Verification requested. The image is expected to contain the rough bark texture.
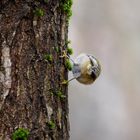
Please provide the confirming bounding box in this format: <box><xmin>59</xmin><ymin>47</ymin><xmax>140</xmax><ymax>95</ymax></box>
<box><xmin>0</xmin><ymin>0</ymin><xmax>69</xmax><ymax>139</ymax></box>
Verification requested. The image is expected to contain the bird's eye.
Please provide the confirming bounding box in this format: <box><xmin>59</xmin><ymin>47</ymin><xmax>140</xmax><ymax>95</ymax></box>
<box><xmin>93</xmin><ymin>69</ymin><xmax>96</xmax><ymax>73</ymax></box>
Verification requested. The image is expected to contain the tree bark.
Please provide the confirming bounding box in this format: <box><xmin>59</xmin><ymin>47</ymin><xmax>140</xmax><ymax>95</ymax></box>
<box><xmin>0</xmin><ymin>0</ymin><xmax>70</xmax><ymax>139</ymax></box>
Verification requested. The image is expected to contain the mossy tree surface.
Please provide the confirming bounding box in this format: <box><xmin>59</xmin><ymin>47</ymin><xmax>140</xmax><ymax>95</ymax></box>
<box><xmin>0</xmin><ymin>0</ymin><xmax>71</xmax><ymax>139</ymax></box>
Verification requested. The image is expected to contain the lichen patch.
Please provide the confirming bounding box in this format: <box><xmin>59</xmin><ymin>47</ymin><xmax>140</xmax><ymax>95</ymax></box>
<box><xmin>1</xmin><ymin>45</ymin><xmax>12</xmax><ymax>101</ymax></box>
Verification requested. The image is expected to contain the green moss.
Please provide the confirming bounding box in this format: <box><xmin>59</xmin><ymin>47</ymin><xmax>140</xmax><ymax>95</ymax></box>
<box><xmin>34</xmin><ymin>8</ymin><xmax>44</xmax><ymax>17</ymax></box>
<box><xmin>66</xmin><ymin>40</ymin><xmax>71</xmax><ymax>45</ymax></box>
<box><xmin>50</xmin><ymin>89</ymin><xmax>66</xmax><ymax>99</ymax></box>
<box><xmin>54</xmin><ymin>47</ymin><xmax>60</xmax><ymax>53</ymax></box>
<box><xmin>61</xmin><ymin>80</ymin><xmax>68</xmax><ymax>85</ymax></box>
<box><xmin>65</xmin><ymin>59</ymin><xmax>72</xmax><ymax>71</ymax></box>
<box><xmin>61</xmin><ymin>0</ymin><xmax>73</xmax><ymax>20</ymax></box>
<box><xmin>48</xmin><ymin>120</ymin><xmax>56</xmax><ymax>129</ymax></box>
<box><xmin>67</xmin><ymin>47</ymin><xmax>73</xmax><ymax>55</ymax></box>
<box><xmin>65</xmin><ymin>40</ymin><xmax>73</xmax><ymax>55</ymax></box>
<box><xmin>44</xmin><ymin>54</ymin><xmax>53</xmax><ymax>62</ymax></box>
<box><xmin>56</xmin><ymin>91</ymin><xmax>66</xmax><ymax>99</ymax></box>
<box><xmin>12</xmin><ymin>128</ymin><xmax>29</xmax><ymax>140</ymax></box>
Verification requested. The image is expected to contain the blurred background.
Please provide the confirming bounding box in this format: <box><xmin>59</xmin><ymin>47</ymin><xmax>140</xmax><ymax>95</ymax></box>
<box><xmin>68</xmin><ymin>0</ymin><xmax>140</xmax><ymax>140</ymax></box>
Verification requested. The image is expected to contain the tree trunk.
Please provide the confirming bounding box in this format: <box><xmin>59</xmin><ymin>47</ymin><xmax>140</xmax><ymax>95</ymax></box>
<box><xmin>0</xmin><ymin>0</ymin><xmax>70</xmax><ymax>139</ymax></box>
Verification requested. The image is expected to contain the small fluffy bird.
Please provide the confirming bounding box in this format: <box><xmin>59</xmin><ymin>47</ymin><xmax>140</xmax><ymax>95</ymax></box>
<box><xmin>71</xmin><ymin>53</ymin><xmax>101</xmax><ymax>85</ymax></box>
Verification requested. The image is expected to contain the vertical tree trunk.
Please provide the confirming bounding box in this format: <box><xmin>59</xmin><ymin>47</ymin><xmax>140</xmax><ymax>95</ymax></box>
<box><xmin>0</xmin><ymin>0</ymin><xmax>70</xmax><ymax>139</ymax></box>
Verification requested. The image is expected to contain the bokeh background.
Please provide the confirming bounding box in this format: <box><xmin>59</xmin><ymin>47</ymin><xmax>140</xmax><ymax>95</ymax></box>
<box><xmin>68</xmin><ymin>0</ymin><xmax>140</xmax><ymax>140</ymax></box>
